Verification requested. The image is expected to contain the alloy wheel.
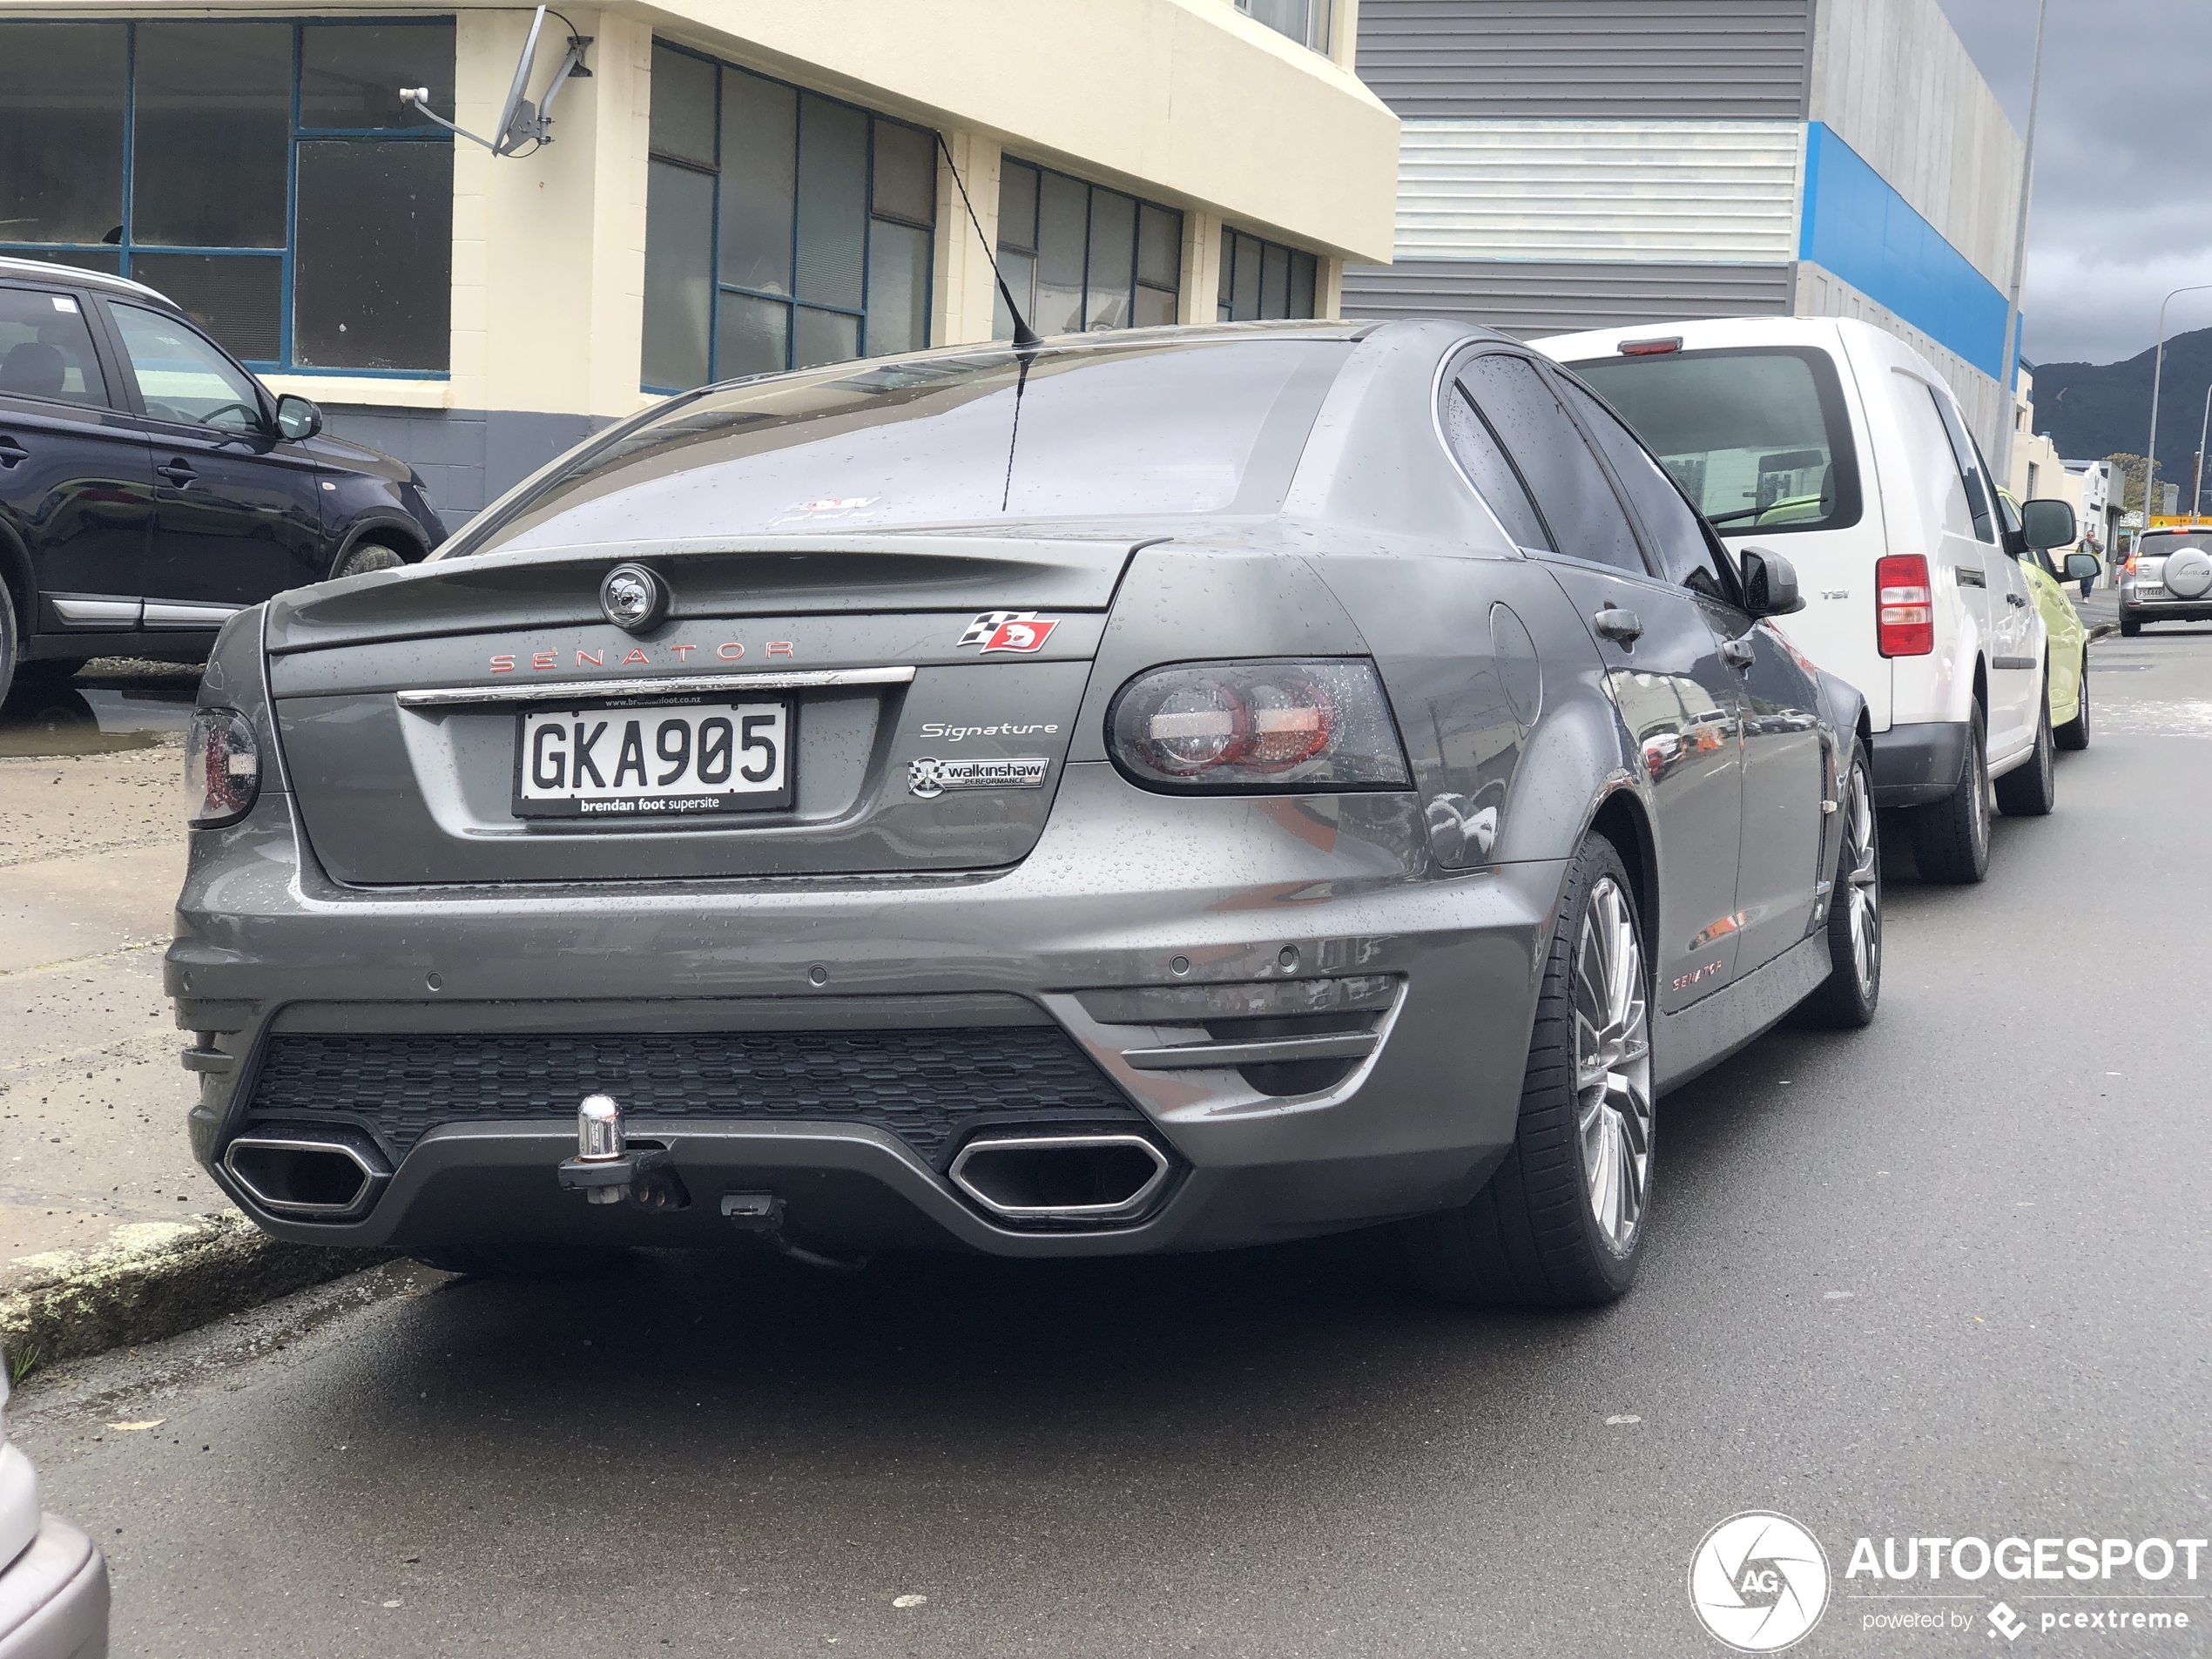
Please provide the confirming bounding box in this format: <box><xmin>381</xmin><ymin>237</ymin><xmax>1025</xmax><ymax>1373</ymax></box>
<box><xmin>1572</xmin><ymin>877</ymin><xmax>1653</xmax><ymax>1253</ymax></box>
<box><xmin>1840</xmin><ymin>759</ymin><xmax>1880</xmax><ymax>995</ymax></box>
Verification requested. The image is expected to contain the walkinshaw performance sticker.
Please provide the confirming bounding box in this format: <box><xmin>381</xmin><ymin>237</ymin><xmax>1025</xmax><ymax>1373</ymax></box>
<box><xmin>907</xmin><ymin>756</ymin><xmax>1051</xmax><ymax>799</ymax></box>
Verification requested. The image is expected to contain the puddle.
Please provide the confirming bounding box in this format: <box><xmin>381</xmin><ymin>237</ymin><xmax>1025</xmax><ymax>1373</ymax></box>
<box><xmin>0</xmin><ymin>661</ymin><xmax>199</xmax><ymax>758</ymax></box>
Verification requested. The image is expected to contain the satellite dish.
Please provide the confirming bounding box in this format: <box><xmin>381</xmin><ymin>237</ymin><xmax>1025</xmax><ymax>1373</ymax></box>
<box><xmin>401</xmin><ymin>7</ymin><xmax>591</xmax><ymax>157</ymax></box>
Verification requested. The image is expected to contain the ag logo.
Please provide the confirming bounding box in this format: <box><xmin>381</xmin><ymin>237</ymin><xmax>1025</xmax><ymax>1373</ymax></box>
<box><xmin>956</xmin><ymin>610</ymin><xmax>1058</xmax><ymax>654</ymax></box>
<box><xmin>1689</xmin><ymin>1513</ymin><xmax>1830</xmax><ymax>1652</ymax></box>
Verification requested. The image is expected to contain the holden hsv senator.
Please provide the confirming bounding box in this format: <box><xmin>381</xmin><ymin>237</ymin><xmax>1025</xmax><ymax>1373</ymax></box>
<box><xmin>169</xmin><ymin>320</ymin><xmax>1878</xmax><ymax>1307</ymax></box>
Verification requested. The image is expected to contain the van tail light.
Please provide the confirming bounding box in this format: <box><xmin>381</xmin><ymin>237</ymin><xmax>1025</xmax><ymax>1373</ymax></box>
<box><xmin>1876</xmin><ymin>555</ymin><xmax>1934</xmax><ymax>657</ymax></box>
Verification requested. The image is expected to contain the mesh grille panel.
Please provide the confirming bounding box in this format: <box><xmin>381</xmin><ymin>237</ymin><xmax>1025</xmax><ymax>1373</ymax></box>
<box><xmin>242</xmin><ymin>1028</ymin><xmax>1142</xmax><ymax>1170</ymax></box>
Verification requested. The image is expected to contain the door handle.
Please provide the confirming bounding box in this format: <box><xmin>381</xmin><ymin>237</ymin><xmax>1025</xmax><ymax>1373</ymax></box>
<box><xmin>157</xmin><ymin>459</ymin><xmax>197</xmax><ymax>487</ymax></box>
<box><xmin>1592</xmin><ymin>607</ymin><xmax>1642</xmax><ymax>644</ymax></box>
<box><xmin>0</xmin><ymin>436</ymin><xmax>24</xmax><ymax>469</ymax></box>
<box><xmin>1720</xmin><ymin>637</ymin><xmax>1757</xmax><ymax>671</ymax></box>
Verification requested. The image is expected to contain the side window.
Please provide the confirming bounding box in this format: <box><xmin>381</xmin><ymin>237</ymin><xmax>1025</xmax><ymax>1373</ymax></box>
<box><xmin>107</xmin><ymin>302</ymin><xmax>264</xmax><ymax>432</ymax></box>
<box><xmin>0</xmin><ymin>287</ymin><xmax>109</xmax><ymax>408</ymax></box>
<box><xmin>1556</xmin><ymin>377</ymin><xmax>1737</xmax><ymax>603</ymax></box>
<box><xmin>1929</xmin><ymin>387</ymin><xmax>1996</xmax><ymax>543</ymax></box>
<box><xmin>1459</xmin><ymin>353</ymin><xmax>1647</xmax><ymax>574</ymax></box>
<box><xmin>1442</xmin><ymin>374</ymin><xmax>1552</xmax><ymax>550</ymax></box>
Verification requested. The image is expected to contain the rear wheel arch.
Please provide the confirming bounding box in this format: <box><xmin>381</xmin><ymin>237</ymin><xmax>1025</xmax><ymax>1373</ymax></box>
<box><xmin>1586</xmin><ymin>786</ymin><xmax>1656</xmax><ymax>951</ymax></box>
<box><xmin>329</xmin><ymin>515</ymin><xmax>426</xmax><ymax>578</ymax></box>
<box><xmin>0</xmin><ymin>521</ymin><xmax>34</xmax><ymax>635</ymax></box>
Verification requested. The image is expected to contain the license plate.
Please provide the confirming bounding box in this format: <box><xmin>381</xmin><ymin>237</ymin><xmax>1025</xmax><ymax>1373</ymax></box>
<box><xmin>512</xmin><ymin>699</ymin><xmax>793</xmax><ymax>820</ymax></box>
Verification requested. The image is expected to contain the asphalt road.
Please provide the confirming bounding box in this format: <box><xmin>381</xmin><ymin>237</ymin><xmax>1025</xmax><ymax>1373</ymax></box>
<box><xmin>15</xmin><ymin>628</ymin><xmax>2212</xmax><ymax>1659</ymax></box>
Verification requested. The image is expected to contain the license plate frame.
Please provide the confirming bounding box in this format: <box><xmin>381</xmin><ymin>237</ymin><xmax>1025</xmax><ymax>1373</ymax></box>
<box><xmin>510</xmin><ymin>697</ymin><xmax>795</xmax><ymax>822</ymax></box>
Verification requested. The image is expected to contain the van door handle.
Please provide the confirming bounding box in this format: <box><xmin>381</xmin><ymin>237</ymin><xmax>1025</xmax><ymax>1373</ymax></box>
<box><xmin>1592</xmin><ymin>607</ymin><xmax>1642</xmax><ymax>644</ymax></box>
<box><xmin>157</xmin><ymin>459</ymin><xmax>197</xmax><ymax>487</ymax></box>
<box><xmin>0</xmin><ymin>436</ymin><xmax>25</xmax><ymax>469</ymax></box>
<box><xmin>1720</xmin><ymin>637</ymin><xmax>1756</xmax><ymax>671</ymax></box>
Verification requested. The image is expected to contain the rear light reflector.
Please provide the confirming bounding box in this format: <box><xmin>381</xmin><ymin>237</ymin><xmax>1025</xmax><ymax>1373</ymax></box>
<box><xmin>1876</xmin><ymin>555</ymin><xmax>1933</xmax><ymax>657</ymax></box>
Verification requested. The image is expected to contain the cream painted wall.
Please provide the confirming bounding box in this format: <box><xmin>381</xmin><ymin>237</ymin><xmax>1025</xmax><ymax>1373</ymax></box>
<box><xmin>933</xmin><ymin>131</ymin><xmax>1002</xmax><ymax>347</ymax></box>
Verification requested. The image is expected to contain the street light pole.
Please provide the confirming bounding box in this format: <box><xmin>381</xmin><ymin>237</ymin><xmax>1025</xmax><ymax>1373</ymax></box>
<box><xmin>2196</xmin><ymin>380</ymin><xmax>2212</xmax><ymax>518</ymax></box>
<box><xmin>2141</xmin><ymin>282</ymin><xmax>2212</xmax><ymax>539</ymax></box>
<box><xmin>1997</xmin><ymin>0</ymin><xmax>2050</xmax><ymax>477</ymax></box>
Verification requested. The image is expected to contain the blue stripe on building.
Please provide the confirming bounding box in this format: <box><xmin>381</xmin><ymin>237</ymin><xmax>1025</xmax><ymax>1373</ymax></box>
<box><xmin>1797</xmin><ymin>122</ymin><xmax>2010</xmax><ymax>381</ymax></box>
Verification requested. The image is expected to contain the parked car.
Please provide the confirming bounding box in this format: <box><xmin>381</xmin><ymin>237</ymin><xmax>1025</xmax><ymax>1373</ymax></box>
<box><xmin>1533</xmin><ymin>317</ymin><xmax>2079</xmax><ymax>883</ymax></box>
<box><xmin>0</xmin><ymin>257</ymin><xmax>446</xmax><ymax>703</ymax></box>
<box><xmin>1997</xmin><ymin>488</ymin><xmax>2095</xmax><ymax>750</ymax></box>
<box><xmin>2119</xmin><ymin>525</ymin><xmax>2212</xmax><ymax>636</ymax></box>
<box><xmin>170</xmin><ymin>320</ymin><xmax>1880</xmax><ymax>1309</ymax></box>
<box><xmin>0</xmin><ymin>1363</ymin><xmax>108</xmax><ymax>1657</ymax></box>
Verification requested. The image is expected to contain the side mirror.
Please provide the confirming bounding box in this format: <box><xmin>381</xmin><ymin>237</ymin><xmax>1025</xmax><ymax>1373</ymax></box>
<box><xmin>2020</xmin><ymin>497</ymin><xmax>2077</xmax><ymax>551</ymax></box>
<box><xmin>2063</xmin><ymin>551</ymin><xmax>2101</xmax><ymax>582</ymax></box>
<box><xmin>273</xmin><ymin>393</ymin><xmax>323</xmax><ymax>442</ymax></box>
<box><xmin>1739</xmin><ymin>546</ymin><xmax>1804</xmax><ymax>617</ymax></box>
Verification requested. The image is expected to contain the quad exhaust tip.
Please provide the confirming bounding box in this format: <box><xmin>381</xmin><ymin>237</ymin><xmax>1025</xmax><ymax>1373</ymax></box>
<box><xmin>222</xmin><ymin>1132</ymin><xmax>388</xmax><ymax>1219</ymax></box>
<box><xmin>947</xmin><ymin>1134</ymin><xmax>1171</xmax><ymax>1224</ymax></box>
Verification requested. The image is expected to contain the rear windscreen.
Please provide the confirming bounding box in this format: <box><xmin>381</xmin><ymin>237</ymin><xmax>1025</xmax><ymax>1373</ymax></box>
<box><xmin>1564</xmin><ymin>347</ymin><xmax>1863</xmax><ymax>536</ymax></box>
<box><xmin>2142</xmin><ymin>533</ymin><xmax>2212</xmax><ymax>556</ymax></box>
<box><xmin>445</xmin><ymin>339</ymin><xmax>1347</xmax><ymax>556</ymax></box>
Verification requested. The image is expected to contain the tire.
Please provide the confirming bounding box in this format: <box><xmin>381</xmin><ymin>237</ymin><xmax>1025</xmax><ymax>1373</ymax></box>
<box><xmin>1792</xmin><ymin>741</ymin><xmax>1881</xmax><ymax>1029</ymax></box>
<box><xmin>332</xmin><ymin>541</ymin><xmax>406</xmax><ymax>581</ymax></box>
<box><xmin>1907</xmin><ymin>706</ymin><xmax>1991</xmax><ymax>883</ymax></box>
<box><xmin>11</xmin><ymin>657</ymin><xmax>86</xmax><ymax>687</ymax></box>
<box><xmin>0</xmin><ymin>581</ymin><xmax>17</xmax><ymax>705</ymax></box>
<box><xmin>1401</xmin><ymin>833</ymin><xmax>1653</xmax><ymax>1308</ymax></box>
<box><xmin>1993</xmin><ymin>690</ymin><xmax>2055</xmax><ymax>817</ymax></box>
<box><xmin>2120</xmin><ymin>616</ymin><xmax>2141</xmax><ymax>638</ymax></box>
<box><xmin>2054</xmin><ymin>651</ymin><xmax>2090</xmax><ymax>751</ymax></box>
<box><xmin>408</xmin><ymin>1244</ymin><xmax>631</xmax><ymax>1278</ymax></box>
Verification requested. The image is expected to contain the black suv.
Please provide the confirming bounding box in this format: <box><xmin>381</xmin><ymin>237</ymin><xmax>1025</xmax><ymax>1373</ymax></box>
<box><xmin>0</xmin><ymin>257</ymin><xmax>445</xmax><ymax>699</ymax></box>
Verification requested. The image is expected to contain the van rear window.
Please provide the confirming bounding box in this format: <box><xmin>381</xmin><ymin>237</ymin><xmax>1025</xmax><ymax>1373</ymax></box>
<box><xmin>1562</xmin><ymin>346</ymin><xmax>1863</xmax><ymax>536</ymax></box>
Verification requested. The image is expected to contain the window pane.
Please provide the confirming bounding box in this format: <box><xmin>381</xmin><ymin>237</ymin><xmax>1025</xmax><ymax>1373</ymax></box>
<box><xmin>991</xmin><ymin>250</ymin><xmax>1035</xmax><ymax>341</ymax></box>
<box><xmin>0</xmin><ymin>286</ymin><xmax>109</xmax><ymax>407</ymax></box>
<box><xmin>7</xmin><ymin>250</ymin><xmax>119</xmax><ymax>277</ymax></box>
<box><xmin>872</xmin><ymin>120</ymin><xmax>935</xmax><ymax>226</ymax></box>
<box><xmin>1560</xmin><ymin>380</ymin><xmax>1725</xmax><ymax>589</ymax></box>
<box><xmin>1444</xmin><ymin>383</ymin><xmax>1550</xmax><ymax>550</ymax></box>
<box><xmin>1460</xmin><ymin>354</ymin><xmax>1645</xmax><ymax>573</ymax></box>
<box><xmin>718</xmin><ymin>68</ymin><xmax>795</xmax><ymax>296</ymax></box>
<box><xmin>716</xmin><ymin>291</ymin><xmax>787</xmax><ymax>380</ymax></box>
<box><xmin>1136</xmin><ymin>203</ymin><xmax>1180</xmax><ymax>293</ymax></box>
<box><xmin>1289</xmin><ymin>250</ymin><xmax>1317</xmax><ymax>319</ymax></box>
<box><xmin>293</xmin><ymin>141</ymin><xmax>451</xmax><ymax>370</ymax></box>
<box><xmin>1131</xmin><ymin>285</ymin><xmax>1177</xmax><ymax>328</ymax></box>
<box><xmin>1085</xmin><ymin>191</ymin><xmax>1135</xmax><ymax>331</ymax></box>
<box><xmin>1217</xmin><ymin>227</ymin><xmax>1234</xmax><ymax>313</ymax></box>
<box><xmin>1034</xmin><ymin>172</ymin><xmax>1087</xmax><ymax>336</ymax></box>
<box><xmin>643</xmin><ymin>159</ymin><xmax>713</xmax><ymax>388</ymax></box>
<box><xmin>300</xmin><ymin>23</ymin><xmax>455</xmax><ymax>128</ymax></box>
<box><xmin>110</xmin><ymin>300</ymin><xmax>263</xmax><ymax>429</ymax></box>
<box><xmin>865</xmin><ymin>219</ymin><xmax>929</xmax><ymax>357</ymax></box>
<box><xmin>792</xmin><ymin>306</ymin><xmax>857</xmax><ymax>371</ymax></box>
<box><xmin>794</xmin><ymin>95</ymin><xmax>866</xmax><ymax>311</ymax></box>
<box><xmin>132</xmin><ymin>22</ymin><xmax>290</xmax><ymax>249</ymax></box>
<box><xmin>1231</xmin><ymin>233</ymin><xmax>1262</xmax><ymax>320</ymax></box>
<box><xmin>131</xmin><ymin>253</ymin><xmax>281</xmax><ymax>362</ymax></box>
<box><xmin>0</xmin><ymin>23</ymin><xmax>125</xmax><ymax>245</ymax></box>
<box><xmin>997</xmin><ymin>160</ymin><xmax>1039</xmax><ymax>253</ymax></box>
<box><xmin>1260</xmin><ymin>242</ymin><xmax>1291</xmax><ymax>320</ymax></box>
<box><xmin>651</xmin><ymin>45</ymin><xmax>718</xmax><ymax>165</ymax></box>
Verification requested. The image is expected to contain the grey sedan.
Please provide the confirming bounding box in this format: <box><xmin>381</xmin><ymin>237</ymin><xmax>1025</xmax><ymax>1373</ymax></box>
<box><xmin>169</xmin><ymin>320</ymin><xmax>1878</xmax><ymax>1307</ymax></box>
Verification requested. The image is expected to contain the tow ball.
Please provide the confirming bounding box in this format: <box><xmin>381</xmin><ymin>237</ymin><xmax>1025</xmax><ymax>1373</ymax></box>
<box><xmin>556</xmin><ymin>1095</ymin><xmax>687</xmax><ymax>1210</ymax></box>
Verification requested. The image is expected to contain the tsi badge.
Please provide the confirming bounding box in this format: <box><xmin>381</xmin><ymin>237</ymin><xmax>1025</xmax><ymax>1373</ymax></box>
<box><xmin>907</xmin><ymin>756</ymin><xmax>1051</xmax><ymax>799</ymax></box>
<box><xmin>1689</xmin><ymin>1512</ymin><xmax>1831</xmax><ymax>1653</ymax></box>
<box><xmin>956</xmin><ymin>610</ymin><xmax>1059</xmax><ymax>654</ymax></box>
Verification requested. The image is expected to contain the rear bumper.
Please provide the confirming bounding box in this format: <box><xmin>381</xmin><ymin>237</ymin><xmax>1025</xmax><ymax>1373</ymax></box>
<box><xmin>0</xmin><ymin>1518</ymin><xmax>108</xmax><ymax>1659</ymax></box>
<box><xmin>171</xmin><ymin>765</ymin><xmax>1561</xmax><ymax>1257</ymax></box>
<box><xmin>2120</xmin><ymin>591</ymin><xmax>2212</xmax><ymax>622</ymax></box>
<box><xmin>1870</xmin><ymin>720</ymin><xmax>1968</xmax><ymax>807</ymax></box>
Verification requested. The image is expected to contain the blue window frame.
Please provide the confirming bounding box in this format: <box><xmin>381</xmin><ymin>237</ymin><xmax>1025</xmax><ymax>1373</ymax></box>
<box><xmin>643</xmin><ymin>41</ymin><xmax>937</xmax><ymax>395</ymax></box>
<box><xmin>0</xmin><ymin>17</ymin><xmax>454</xmax><ymax>377</ymax></box>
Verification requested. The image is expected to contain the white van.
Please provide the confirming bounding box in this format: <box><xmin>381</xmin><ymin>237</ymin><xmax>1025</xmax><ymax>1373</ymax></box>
<box><xmin>1532</xmin><ymin>316</ymin><xmax>2071</xmax><ymax>883</ymax></box>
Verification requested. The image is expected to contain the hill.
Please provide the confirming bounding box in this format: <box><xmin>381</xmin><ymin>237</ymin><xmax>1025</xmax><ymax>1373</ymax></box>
<box><xmin>2033</xmin><ymin>325</ymin><xmax>2212</xmax><ymax>500</ymax></box>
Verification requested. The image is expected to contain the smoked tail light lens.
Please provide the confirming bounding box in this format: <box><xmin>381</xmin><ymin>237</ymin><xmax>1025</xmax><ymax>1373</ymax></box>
<box><xmin>186</xmin><ymin>708</ymin><xmax>261</xmax><ymax>826</ymax></box>
<box><xmin>1875</xmin><ymin>554</ymin><xmax>1934</xmax><ymax>657</ymax></box>
<box><xmin>1107</xmin><ymin>659</ymin><xmax>1413</xmax><ymax>792</ymax></box>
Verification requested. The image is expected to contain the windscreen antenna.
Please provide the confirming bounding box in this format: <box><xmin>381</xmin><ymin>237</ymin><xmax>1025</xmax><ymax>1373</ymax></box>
<box><xmin>935</xmin><ymin>132</ymin><xmax>1042</xmax><ymax>352</ymax></box>
<box><xmin>401</xmin><ymin>6</ymin><xmax>591</xmax><ymax>157</ymax></box>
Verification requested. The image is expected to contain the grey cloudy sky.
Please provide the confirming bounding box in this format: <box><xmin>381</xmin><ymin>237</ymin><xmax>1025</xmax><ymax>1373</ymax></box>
<box><xmin>1934</xmin><ymin>0</ymin><xmax>2212</xmax><ymax>367</ymax></box>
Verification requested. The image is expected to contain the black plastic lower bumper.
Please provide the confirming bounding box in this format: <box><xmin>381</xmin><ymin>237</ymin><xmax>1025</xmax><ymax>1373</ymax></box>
<box><xmin>1871</xmin><ymin>721</ymin><xmax>1970</xmax><ymax>807</ymax></box>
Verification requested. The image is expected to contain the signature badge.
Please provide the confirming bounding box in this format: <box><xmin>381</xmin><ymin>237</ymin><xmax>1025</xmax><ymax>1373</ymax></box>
<box><xmin>907</xmin><ymin>756</ymin><xmax>1051</xmax><ymax>799</ymax></box>
<box><xmin>956</xmin><ymin>611</ymin><xmax>1059</xmax><ymax>654</ymax></box>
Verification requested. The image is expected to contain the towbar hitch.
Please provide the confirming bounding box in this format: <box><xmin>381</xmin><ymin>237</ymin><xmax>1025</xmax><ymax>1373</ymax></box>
<box><xmin>556</xmin><ymin>1094</ymin><xmax>685</xmax><ymax>1209</ymax></box>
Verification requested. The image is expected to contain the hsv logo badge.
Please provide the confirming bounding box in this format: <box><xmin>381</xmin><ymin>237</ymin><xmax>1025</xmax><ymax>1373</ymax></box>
<box><xmin>957</xmin><ymin>610</ymin><xmax>1059</xmax><ymax>654</ymax></box>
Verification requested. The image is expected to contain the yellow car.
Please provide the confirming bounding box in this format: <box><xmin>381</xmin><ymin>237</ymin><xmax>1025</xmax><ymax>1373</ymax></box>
<box><xmin>1997</xmin><ymin>489</ymin><xmax>2094</xmax><ymax>749</ymax></box>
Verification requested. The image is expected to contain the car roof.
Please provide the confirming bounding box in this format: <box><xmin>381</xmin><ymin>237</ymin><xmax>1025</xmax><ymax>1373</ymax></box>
<box><xmin>0</xmin><ymin>255</ymin><xmax>175</xmax><ymax>308</ymax></box>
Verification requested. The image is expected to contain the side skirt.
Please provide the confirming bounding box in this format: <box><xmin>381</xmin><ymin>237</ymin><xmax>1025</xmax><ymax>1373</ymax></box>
<box><xmin>1652</xmin><ymin>932</ymin><xmax>1830</xmax><ymax>1096</ymax></box>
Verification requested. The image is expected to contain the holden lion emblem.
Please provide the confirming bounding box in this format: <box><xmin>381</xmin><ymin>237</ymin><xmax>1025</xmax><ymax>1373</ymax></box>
<box><xmin>599</xmin><ymin>563</ymin><xmax>668</xmax><ymax>633</ymax></box>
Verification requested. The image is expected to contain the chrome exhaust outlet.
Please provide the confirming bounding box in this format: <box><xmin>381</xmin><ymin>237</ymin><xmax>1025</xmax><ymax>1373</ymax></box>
<box><xmin>947</xmin><ymin>1134</ymin><xmax>1172</xmax><ymax>1224</ymax></box>
<box><xmin>222</xmin><ymin>1130</ymin><xmax>389</xmax><ymax>1220</ymax></box>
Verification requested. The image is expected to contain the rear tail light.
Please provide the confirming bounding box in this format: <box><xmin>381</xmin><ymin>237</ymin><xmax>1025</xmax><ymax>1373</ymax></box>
<box><xmin>185</xmin><ymin>708</ymin><xmax>260</xmax><ymax>826</ymax></box>
<box><xmin>1617</xmin><ymin>337</ymin><xmax>1682</xmax><ymax>356</ymax></box>
<box><xmin>1107</xmin><ymin>659</ymin><xmax>1412</xmax><ymax>792</ymax></box>
<box><xmin>1875</xmin><ymin>555</ymin><xmax>1934</xmax><ymax>657</ymax></box>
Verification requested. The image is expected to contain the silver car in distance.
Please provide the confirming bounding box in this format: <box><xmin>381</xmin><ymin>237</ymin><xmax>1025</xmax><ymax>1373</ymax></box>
<box><xmin>171</xmin><ymin>320</ymin><xmax>1878</xmax><ymax>1306</ymax></box>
